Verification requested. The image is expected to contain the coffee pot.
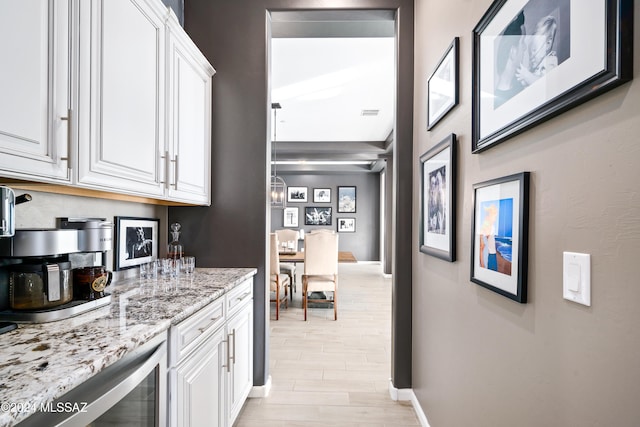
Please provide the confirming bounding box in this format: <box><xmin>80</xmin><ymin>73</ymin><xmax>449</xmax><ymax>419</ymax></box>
<box><xmin>0</xmin><ymin>186</ymin><xmax>32</xmax><ymax>238</ymax></box>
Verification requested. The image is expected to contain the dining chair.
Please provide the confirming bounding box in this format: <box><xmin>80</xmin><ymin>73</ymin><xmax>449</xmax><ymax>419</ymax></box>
<box><xmin>308</xmin><ymin>229</ymin><xmax>335</xmax><ymax>234</ymax></box>
<box><xmin>302</xmin><ymin>231</ymin><xmax>339</xmax><ymax>321</ymax></box>
<box><xmin>275</xmin><ymin>229</ymin><xmax>299</xmax><ymax>295</ymax></box>
<box><xmin>269</xmin><ymin>233</ymin><xmax>289</xmax><ymax>320</ymax></box>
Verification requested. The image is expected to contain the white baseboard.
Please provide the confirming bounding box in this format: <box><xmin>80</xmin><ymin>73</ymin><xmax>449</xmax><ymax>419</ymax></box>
<box><xmin>388</xmin><ymin>379</ymin><xmax>431</xmax><ymax>427</ymax></box>
<box><xmin>249</xmin><ymin>375</ymin><xmax>272</xmax><ymax>398</ymax></box>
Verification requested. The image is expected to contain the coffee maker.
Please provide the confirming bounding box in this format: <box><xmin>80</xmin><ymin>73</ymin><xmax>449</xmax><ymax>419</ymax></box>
<box><xmin>0</xmin><ymin>217</ymin><xmax>114</xmax><ymax>323</ymax></box>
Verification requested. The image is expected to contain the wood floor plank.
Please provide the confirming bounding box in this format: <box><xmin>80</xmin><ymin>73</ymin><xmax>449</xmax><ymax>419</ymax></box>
<box><xmin>235</xmin><ymin>263</ymin><xmax>419</xmax><ymax>425</ymax></box>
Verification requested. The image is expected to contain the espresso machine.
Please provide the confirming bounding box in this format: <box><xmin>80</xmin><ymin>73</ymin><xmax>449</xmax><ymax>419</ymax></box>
<box><xmin>0</xmin><ymin>216</ymin><xmax>114</xmax><ymax>323</ymax></box>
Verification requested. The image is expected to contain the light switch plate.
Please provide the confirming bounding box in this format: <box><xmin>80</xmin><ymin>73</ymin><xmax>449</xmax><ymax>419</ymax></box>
<box><xmin>563</xmin><ymin>252</ymin><xmax>591</xmax><ymax>306</ymax></box>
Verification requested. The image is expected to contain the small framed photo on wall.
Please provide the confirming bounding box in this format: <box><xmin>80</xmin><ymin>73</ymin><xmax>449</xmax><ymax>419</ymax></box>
<box><xmin>313</xmin><ymin>188</ymin><xmax>331</xmax><ymax>203</ymax></box>
<box><xmin>283</xmin><ymin>207</ymin><xmax>299</xmax><ymax>227</ymax></box>
<box><xmin>427</xmin><ymin>37</ymin><xmax>459</xmax><ymax>130</ymax></box>
<box><xmin>287</xmin><ymin>186</ymin><xmax>308</xmax><ymax>202</ymax></box>
<box><xmin>337</xmin><ymin>186</ymin><xmax>356</xmax><ymax>213</ymax></box>
<box><xmin>419</xmin><ymin>134</ymin><xmax>457</xmax><ymax>262</ymax></box>
<box><xmin>114</xmin><ymin>217</ymin><xmax>159</xmax><ymax>271</ymax></box>
<box><xmin>471</xmin><ymin>172</ymin><xmax>530</xmax><ymax>303</ymax></box>
<box><xmin>305</xmin><ymin>207</ymin><xmax>332</xmax><ymax>226</ymax></box>
<box><xmin>337</xmin><ymin>218</ymin><xmax>356</xmax><ymax>233</ymax></box>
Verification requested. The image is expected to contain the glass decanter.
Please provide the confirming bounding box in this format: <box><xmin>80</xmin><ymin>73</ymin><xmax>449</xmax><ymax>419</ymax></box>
<box><xmin>167</xmin><ymin>222</ymin><xmax>184</xmax><ymax>260</ymax></box>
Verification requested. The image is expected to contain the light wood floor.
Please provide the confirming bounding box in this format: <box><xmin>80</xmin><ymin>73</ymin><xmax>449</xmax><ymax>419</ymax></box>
<box><xmin>234</xmin><ymin>263</ymin><xmax>419</xmax><ymax>426</ymax></box>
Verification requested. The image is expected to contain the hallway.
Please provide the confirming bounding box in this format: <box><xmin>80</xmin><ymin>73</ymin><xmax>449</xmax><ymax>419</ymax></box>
<box><xmin>234</xmin><ymin>263</ymin><xmax>419</xmax><ymax>426</ymax></box>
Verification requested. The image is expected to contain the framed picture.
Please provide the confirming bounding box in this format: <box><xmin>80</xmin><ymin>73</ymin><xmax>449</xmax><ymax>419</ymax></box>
<box><xmin>337</xmin><ymin>218</ymin><xmax>356</xmax><ymax>233</ymax></box>
<box><xmin>471</xmin><ymin>172</ymin><xmax>530</xmax><ymax>303</ymax></box>
<box><xmin>419</xmin><ymin>134</ymin><xmax>457</xmax><ymax>261</ymax></box>
<box><xmin>427</xmin><ymin>37</ymin><xmax>459</xmax><ymax>130</ymax></box>
<box><xmin>472</xmin><ymin>0</ymin><xmax>633</xmax><ymax>152</ymax></box>
<box><xmin>283</xmin><ymin>207</ymin><xmax>299</xmax><ymax>227</ymax></box>
<box><xmin>114</xmin><ymin>217</ymin><xmax>159</xmax><ymax>271</ymax></box>
<box><xmin>337</xmin><ymin>186</ymin><xmax>356</xmax><ymax>213</ymax></box>
<box><xmin>305</xmin><ymin>206</ymin><xmax>332</xmax><ymax>226</ymax></box>
<box><xmin>287</xmin><ymin>186</ymin><xmax>308</xmax><ymax>202</ymax></box>
<box><xmin>313</xmin><ymin>188</ymin><xmax>331</xmax><ymax>203</ymax></box>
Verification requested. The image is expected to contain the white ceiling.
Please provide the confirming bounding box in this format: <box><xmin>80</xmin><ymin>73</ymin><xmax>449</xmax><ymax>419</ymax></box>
<box><xmin>268</xmin><ymin>10</ymin><xmax>396</xmax><ymax>173</ymax></box>
<box><xmin>271</xmin><ymin>37</ymin><xmax>395</xmax><ymax>143</ymax></box>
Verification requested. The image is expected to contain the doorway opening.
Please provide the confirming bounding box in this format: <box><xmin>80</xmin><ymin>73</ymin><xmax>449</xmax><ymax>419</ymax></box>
<box><xmin>267</xmin><ymin>9</ymin><xmax>396</xmax><ymax>268</ymax></box>
<box><xmin>265</xmin><ymin>7</ymin><xmax>399</xmax><ymax>389</ymax></box>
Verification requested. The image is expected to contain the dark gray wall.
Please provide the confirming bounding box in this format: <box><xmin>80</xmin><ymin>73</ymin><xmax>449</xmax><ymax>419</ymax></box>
<box><xmin>271</xmin><ymin>173</ymin><xmax>381</xmax><ymax>261</ymax></box>
<box><xmin>174</xmin><ymin>0</ymin><xmax>413</xmax><ymax>389</ymax></box>
<box><xmin>413</xmin><ymin>2</ymin><xmax>640</xmax><ymax>426</ymax></box>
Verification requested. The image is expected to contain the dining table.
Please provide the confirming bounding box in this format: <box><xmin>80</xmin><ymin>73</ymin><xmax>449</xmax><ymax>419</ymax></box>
<box><xmin>278</xmin><ymin>251</ymin><xmax>357</xmax><ymax>264</ymax></box>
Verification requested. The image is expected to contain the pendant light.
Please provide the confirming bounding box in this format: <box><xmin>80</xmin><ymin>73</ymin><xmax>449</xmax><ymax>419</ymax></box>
<box><xmin>270</xmin><ymin>102</ymin><xmax>286</xmax><ymax>208</ymax></box>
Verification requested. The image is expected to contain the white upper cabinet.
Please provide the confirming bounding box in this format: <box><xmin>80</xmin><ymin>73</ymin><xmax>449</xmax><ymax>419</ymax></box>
<box><xmin>0</xmin><ymin>1</ymin><xmax>72</xmax><ymax>182</ymax></box>
<box><xmin>77</xmin><ymin>0</ymin><xmax>166</xmax><ymax>197</ymax></box>
<box><xmin>165</xmin><ymin>12</ymin><xmax>215</xmax><ymax>205</ymax></box>
<box><xmin>0</xmin><ymin>0</ymin><xmax>213</xmax><ymax>205</ymax></box>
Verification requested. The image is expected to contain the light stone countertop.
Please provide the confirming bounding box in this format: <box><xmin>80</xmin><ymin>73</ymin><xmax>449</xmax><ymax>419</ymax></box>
<box><xmin>0</xmin><ymin>267</ymin><xmax>257</xmax><ymax>427</ymax></box>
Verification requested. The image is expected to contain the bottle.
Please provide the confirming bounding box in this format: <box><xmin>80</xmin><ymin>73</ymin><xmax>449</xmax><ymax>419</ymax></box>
<box><xmin>168</xmin><ymin>222</ymin><xmax>184</xmax><ymax>260</ymax></box>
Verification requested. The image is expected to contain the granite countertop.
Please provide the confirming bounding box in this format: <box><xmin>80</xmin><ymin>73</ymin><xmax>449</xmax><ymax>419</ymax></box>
<box><xmin>0</xmin><ymin>267</ymin><xmax>256</xmax><ymax>427</ymax></box>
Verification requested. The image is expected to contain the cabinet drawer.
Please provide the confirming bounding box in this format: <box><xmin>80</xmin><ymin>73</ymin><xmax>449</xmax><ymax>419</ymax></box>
<box><xmin>226</xmin><ymin>279</ymin><xmax>253</xmax><ymax>318</ymax></box>
<box><xmin>170</xmin><ymin>297</ymin><xmax>225</xmax><ymax>365</ymax></box>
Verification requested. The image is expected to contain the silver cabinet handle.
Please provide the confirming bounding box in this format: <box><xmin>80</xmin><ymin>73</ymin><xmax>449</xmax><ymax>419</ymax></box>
<box><xmin>160</xmin><ymin>151</ymin><xmax>171</xmax><ymax>184</ymax></box>
<box><xmin>170</xmin><ymin>155</ymin><xmax>178</xmax><ymax>188</ymax></box>
<box><xmin>60</xmin><ymin>109</ymin><xmax>71</xmax><ymax>163</ymax></box>
<box><xmin>230</xmin><ymin>329</ymin><xmax>236</xmax><ymax>365</ymax></box>
<box><xmin>222</xmin><ymin>338</ymin><xmax>231</xmax><ymax>373</ymax></box>
<box><xmin>196</xmin><ymin>315</ymin><xmax>222</xmax><ymax>333</ymax></box>
<box><xmin>236</xmin><ymin>292</ymin><xmax>251</xmax><ymax>302</ymax></box>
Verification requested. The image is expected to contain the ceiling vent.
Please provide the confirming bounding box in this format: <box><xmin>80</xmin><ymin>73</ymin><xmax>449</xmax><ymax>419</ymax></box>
<box><xmin>361</xmin><ymin>109</ymin><xmax>379</xmax><ymax>116</ymax></box>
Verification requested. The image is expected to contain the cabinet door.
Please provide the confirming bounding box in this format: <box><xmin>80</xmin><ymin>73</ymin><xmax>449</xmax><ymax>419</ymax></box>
<box><xmin>77</xmin><ymin>0</ymin><xmax>165</xmax><ymax>197</ymax></box>
<box><xmin>173</xmin><ymin>327</ymin><xmax>225</xmax><ymax>427</ymax></box>
<box><xmin>166</xmin><ymin>17</ymin><xmax>214</xmax><ymax>205</ymax></box>
<box><xmin>0</xmin><ymin>1</ymin><xmax>71</xmax><ymax>182</ymax></box>
<box><xmin>227</xmin><ymin>302</ymin><xmax>253</xmax><ymax>426</ymax></box>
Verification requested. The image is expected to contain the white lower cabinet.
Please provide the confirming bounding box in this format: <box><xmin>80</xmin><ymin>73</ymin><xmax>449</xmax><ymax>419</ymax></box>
<box><xmin>224</xmin><ymin>278</ymin><xmax>254</xmax><ymax>425</ymax></box>
<box><xmin>173</xmin><ymin>327</ymin><xmax>226</xmax><ymax>427</ymax></box>
<box><xmin>169</xmin><ymin>278</ymin><xmax>253</xmax><ymax>427</ymax></box>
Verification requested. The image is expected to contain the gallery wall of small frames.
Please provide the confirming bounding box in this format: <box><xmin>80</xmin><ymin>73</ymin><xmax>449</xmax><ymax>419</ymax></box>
<box><xmin>420</xmin><ymin>0</ymin><xmax>633</xmax><ymax>303</ymax></box>
<box><xmin>282</xmin><ymin>185</ymin><xmax>358</xmax><ymax>233</ymax></box>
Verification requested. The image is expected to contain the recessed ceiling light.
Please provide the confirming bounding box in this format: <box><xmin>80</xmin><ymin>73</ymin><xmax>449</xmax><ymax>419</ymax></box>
<box><xmin>361</xmin><ymin>109</ymin><xmax>379</xmax><ymax>116</ymax></box>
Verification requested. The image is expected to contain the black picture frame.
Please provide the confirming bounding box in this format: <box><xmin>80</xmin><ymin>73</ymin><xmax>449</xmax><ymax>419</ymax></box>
<box><xmin>472</xmin><ymin>0</ymin><xmax>633</xmax><ymax>153</ymax></box>
<box><xmin>427</xmin><ymin>37</ymin><xmax>459</xmax><ymax>130</ymax></box>
<box><xmin>419</xmin><ymin>134</ymin><xmax>457</xmax><ymax>261</ymax></box>
<box><xmin>287</xmin><ymin>186</ymin><xmax>308</xmax><ymax>202</ymax></box>
<box><xmin>283</xmin><ymin>207</ymin><xmax>299</xmax><ymax>227</ymax></box>
<box><xmin>337</xmin><ymin>218</ymin><xmax>356</xmax><ymax>233</ymax></box>
<box><xmin>313</xmin><ymin>188</ymin><xmax>331</xmax><ymax>203</ymax></box>
<box><xmin>337</xmin><ymin>186</ymin><xmax>357</xmax><ymax>213</ymax></box>
<box><xmin>114</xmin><ymin>216</ymin><xmax>159</xmax><ymax>271</ymax></box>
<box><xmin>470</xmin><ymin>172</ymin><xmax>530</xmax><ymax>303</ymax></box>
<box><xmin>304</xmin><ymin>207</ymin><xmax>332</xmax><ymax>226</ymax></box>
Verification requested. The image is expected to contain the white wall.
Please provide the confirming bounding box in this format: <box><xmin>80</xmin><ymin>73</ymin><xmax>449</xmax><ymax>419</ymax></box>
<box><xmin>413</xmin><ymin>1</ymin><xmax>640</xmax><ymax>426</ymax></box>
